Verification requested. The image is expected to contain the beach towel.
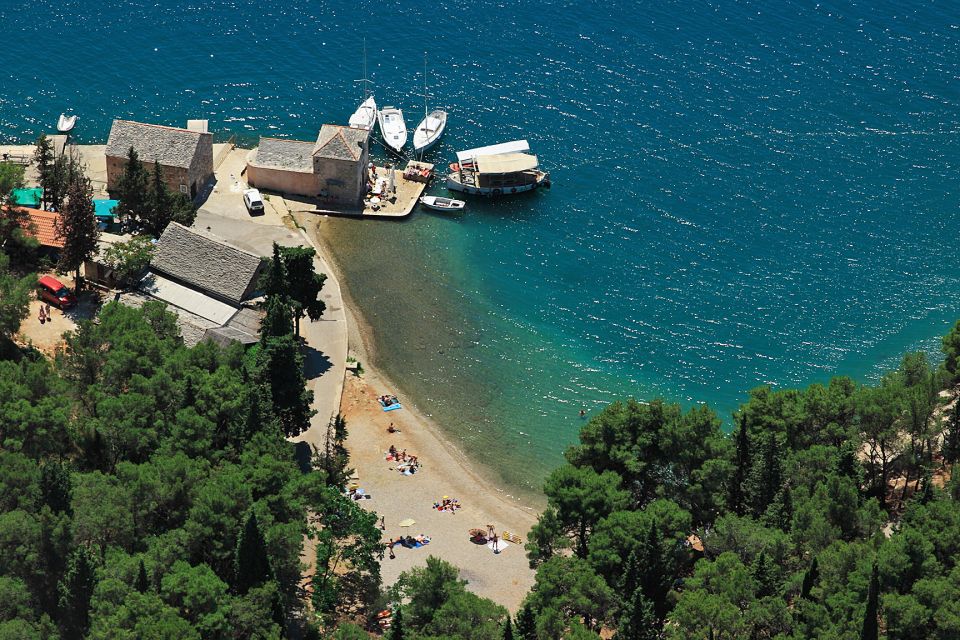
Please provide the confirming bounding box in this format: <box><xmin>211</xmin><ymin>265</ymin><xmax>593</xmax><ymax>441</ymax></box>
<box><xmin>486</xmin><ymin>540</ymin><xmax>510</xmax><ymax>553</ymax></box>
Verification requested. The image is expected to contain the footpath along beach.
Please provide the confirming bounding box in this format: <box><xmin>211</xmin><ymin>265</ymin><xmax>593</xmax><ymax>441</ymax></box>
<box><xmin>296</xmin><ymin>214</ymin><xmax>540</xmax><ymax>611</ymax></box>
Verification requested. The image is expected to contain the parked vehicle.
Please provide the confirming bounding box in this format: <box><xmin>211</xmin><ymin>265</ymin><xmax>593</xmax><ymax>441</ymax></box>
<box><xmin>37</xmin><ymin>275</ymin><xmax>77</xmax><ymax>309</ymax></box>
<box><xmin>243</xmin><ymin>189</ymin><xmax>265</xmax><ymax>215</ymax></box>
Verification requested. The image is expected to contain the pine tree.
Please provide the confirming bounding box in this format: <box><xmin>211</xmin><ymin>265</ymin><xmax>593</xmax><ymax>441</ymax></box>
<box><xmin>115</xmin><ymin>147</ymin><xmax>149</xmax><ymax>224</ymax></box>
<box><xmin>801</xmin><ymin>557</ymin><xmax>819</xmax><ymax>600</ymax></box>
<box><xmin>389</xmin><ymin>607</ymin><xmax>405</xmax><ymax>640</ymax></box>
<box><xmin>746</xmin><ymin>430</ymin><xmax>783</xmax><ymax>518</ymax></box>
<box><xmin>836</xmin><ymin>441</ymin><xmax>862</xmax><ymax>489</ymax></box>
<box><xmin>860</xmin><ymin>562</ymin><xmax>879</xmax><ymax>640</ymax></box>
<box><xmin>56</xmin><ymin>174</ymin><xmax>100</xmax><ymax>287</ymax></box>
<box><xmin>58</xmin><ymin>545</ymin><xmax>97</xmax><ymax>638</ymax></box>
<box><xmin>515</xmin><ymin>603</ymin><xmax>536</xmax><ymax>640</ymax></box>
<box><xmin>944</xmin><ymin>400</ymin><xmax>960</xmax><ymax>465</ymax></box>
<box><xmin>318</xmin><ymin>413</ymin><xmax>352</xmax><ymax>488</ymax></box>
<box><xmin>728</xmin><ymin>414</ymin><xmax>750</xmax><ymax>515</ymax></box>
<box><xmin>234</xmin><ymin>511</ymin><xmax>272</xmax><ymax>594</ymax></box>
<box><xmin>502</xmin><ymin>615</ymin><xmax>514</xmax><ymax>640</ymax></box>
<box><xmin>764</xmin><ymin>485</ymin><xmax>793</xmax><ymax>531</ymax></box>
<box><xmin>615</xmin><ymin>590</ymin><xmax>657</xmax><ymax>640</ymax></box>
<box><xmin>135</xmin><ymin>558</ymin><xmax>149</xmax><ymax>593</ymax></box>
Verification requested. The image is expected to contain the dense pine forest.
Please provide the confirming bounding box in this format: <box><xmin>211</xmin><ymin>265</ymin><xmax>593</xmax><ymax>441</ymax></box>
<box><xmin>5</xmin><ymin>216</ymin><xmax>960</xmax><ymax>637</ymax></box>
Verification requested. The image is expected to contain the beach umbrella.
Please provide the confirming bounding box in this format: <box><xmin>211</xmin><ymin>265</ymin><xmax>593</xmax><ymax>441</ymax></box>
<box><xmin>399</xmin><ymin>518</ymin><xmax>416</xmax><ymax>527</ymax></box>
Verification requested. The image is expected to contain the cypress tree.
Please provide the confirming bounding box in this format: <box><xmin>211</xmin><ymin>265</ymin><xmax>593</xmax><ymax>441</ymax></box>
<box><xmin>729</xmin><ymin>413</ymin><xmax>750</xmax><ymax>515</ymax></box>
<box><xmin>58</xmin><ymin>545</ymin><xmax>97</xmax><ymax>638</ymax></box>
<box><xmin>515</xmin><ymin>603</ymin><xmax>536</xmax><ymax>640</ymax></box>
<box><xmin>135</xmin><ymin>558</ymin><xmax>149</xmax><ymax>593</ymax></box>
<box><xmin>144</xmin><ymin>160</ymin><xmax>172</xmax><ymax>237</ymax></box>
<box><xmin>801</xmin><ymin>557</ymin><xmax>819</xmax><ymax>600</ymax></box>
<box><xmin>615</xmin><ymin>590</ymin><xmax>657</xmax><ymax>640</ymax></box>
<box><xmin>116</xmin><ymin>147</ymin><xmax>149</xmax><ymax>224</ymax></box>
<box><xmin>261</xmin><ymin>293</ymin><xmax>294</xmax><ymax>340</ymax></box>
<box><xmin>502</xmin><ymin>615</ymin><xmax>514</xmax><ymax>640</ymax></box>
<box><xmin>620</xmin><ymin>547</ymin><xmax>642</xmax><ymax>605</ymax></box>
<box><xmin>264</xmin><ymin>243</ymin><xmax>289</xmax><ymax>298</ymax></box>
<box><xmin>637</xmin><ymin>522</ymin><xmax>671</xmax><ymax>625</ymax></box>
<box><xmin>389</xmin><ymin>607</ymin><xmax>405</xmax><ymax>640</ymax></box>
<box><xmin>234</xmin><ymin>512</ymin><xmax>272</xmax><ymax>594</ymax></box>
<box><xmin>746</xmin><ymin>430</ymin><xmax>783</xmax><ymax>518</ymax></box>
<box><xmin>752</xmin><ymin>550</ymin><xmax>776</xmax><ymax>598</ymax></box>
<box><xmin>836</xmin><ymin>441</ymin><xmax>862</xmax><ymax>489</ymax></box>
<box><xmin>33</xmin><ymin>134</ymin><xmax>54</xmax><ymax>209</ymax></box>
<box><xmin>860</xmin><ymin>562</ymin><xmax>879</xmax><ymax>640</ymax></box>
<box><xmin>56</xmin><ymin>176</ymin><xmax>100</xmax><ymax>287</ymax></box>
<box><xmin>38</xmin><ymin>460</ymin><xmax>72</xmax><ymax>515</ymax></box>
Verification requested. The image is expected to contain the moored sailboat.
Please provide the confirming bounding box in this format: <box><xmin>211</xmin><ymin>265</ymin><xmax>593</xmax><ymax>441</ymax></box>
<box><xmin>348</xmin><ymin>39</ymin><xmax>377</xmax><ymax>130</ymax></box>
<box><xmin>413</xmin><ymin>54</ymin><xmax>447</xmax><ymax>155</ymax></box>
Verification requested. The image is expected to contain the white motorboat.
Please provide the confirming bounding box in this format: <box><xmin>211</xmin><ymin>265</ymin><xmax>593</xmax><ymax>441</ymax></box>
<box><xmin>57</xmin><ymin>113</ymin><xmax>77</xmax><ymax>133</ymax></box>
<box><xmin>414</xmin><ymin>110</ymin><xmax>447</xmax><ymax>155</ymax></box>
<box><xmin>378</xmin><ymin>107</ymin><xmax>407</xmax><ymax>153</ymax></box>
<box><xmin>413</xmin><ymin>54</ymin><xmax>446</xmax><ymax>155</ymax></box>
<box><xmin>420</xmin><ymin>195</ymin><xmax>465</xmax><ymax>212</ymax></box>
<box><xmin>349</xmin><ymin>95</ymin><xmax>378</xmax><ymax>130</ymax></box>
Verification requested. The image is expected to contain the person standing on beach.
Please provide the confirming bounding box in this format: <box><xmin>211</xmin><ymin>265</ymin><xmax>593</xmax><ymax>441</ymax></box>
<box><xmin>492</xmin><ymin>533</ymin><xmax>500</xmax><ymax>553</ymax></box>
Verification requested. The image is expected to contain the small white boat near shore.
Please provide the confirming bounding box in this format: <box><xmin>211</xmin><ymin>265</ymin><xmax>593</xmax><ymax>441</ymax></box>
<box><xmin>57</xmin><ymin>113</ymin><xmax>77</xmax><ymax>133</ymax></box>
<box><xmin>420</xmin><ymin>195</ymin><xmax>465</xmax><ymax>212</ymax></box>
<box><xmin>378</xmin><ymin>106</ymin><xmax>407</xmax><ymax>153</ymax></box>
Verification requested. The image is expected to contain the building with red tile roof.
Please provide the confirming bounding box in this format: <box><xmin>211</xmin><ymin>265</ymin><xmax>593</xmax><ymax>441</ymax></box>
<box><xmin>9</xmin><ymin>207</ymin><xmax>64</xmax><ymax>249</ymax></box>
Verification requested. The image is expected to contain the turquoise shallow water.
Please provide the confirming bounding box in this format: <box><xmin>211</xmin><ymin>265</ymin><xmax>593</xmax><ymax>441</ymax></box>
<box><xmin>4</xmin><ymin>1</ymin><xmax>960</xmax><ymax>491</ymax></box>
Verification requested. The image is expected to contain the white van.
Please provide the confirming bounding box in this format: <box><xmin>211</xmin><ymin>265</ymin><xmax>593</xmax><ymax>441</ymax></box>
<box><xmin>243</xmin><ymin>189</ymin><xmax>265</xmax><ymax>215</ymax></box>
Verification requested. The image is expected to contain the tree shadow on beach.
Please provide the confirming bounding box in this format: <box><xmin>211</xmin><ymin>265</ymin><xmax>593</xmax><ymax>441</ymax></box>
<box><xmin>303</xmin><ymin>343</ymin><xmax>332</xmax><ymax>380</ymax></box>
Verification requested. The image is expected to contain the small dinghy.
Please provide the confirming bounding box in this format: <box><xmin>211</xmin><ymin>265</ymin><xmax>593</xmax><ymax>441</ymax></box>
<box><xmin>420</xmin><ymin>195</ymin><xmax>465</xmax><ymax>212</ymax></box>
<box><xmin>57</xmin><ymin>113</ymin><xmax>77</xmax><ymax>133</ymax></box>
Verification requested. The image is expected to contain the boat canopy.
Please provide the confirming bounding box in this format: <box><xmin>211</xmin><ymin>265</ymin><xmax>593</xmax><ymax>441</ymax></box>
<box><xmin>475</xmin><ymin>153</ymin><xmax>539</xmax><ymax>174</ymax></box>
<box><xmin>456</xmin><ymin>140</ymin><xmax>529</xmax><ymax>163</ymax></box>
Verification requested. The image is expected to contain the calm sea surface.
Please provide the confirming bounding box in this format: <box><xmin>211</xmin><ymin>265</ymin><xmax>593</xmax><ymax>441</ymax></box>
<box><xmin>4</xmin><ymin>1</ymin><xmax>960</xmax><ymax>492</ymax></box>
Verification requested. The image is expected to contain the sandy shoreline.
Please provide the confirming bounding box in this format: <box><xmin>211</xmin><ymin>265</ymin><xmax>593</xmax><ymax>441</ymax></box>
<box><xmin>300</xmin><ymin>214</ymin><xmax>541</xmax><ymax>611</ymax></box>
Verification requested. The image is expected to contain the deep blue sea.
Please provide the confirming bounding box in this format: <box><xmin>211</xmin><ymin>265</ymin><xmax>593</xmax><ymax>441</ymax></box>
<box><xmin>5</xmin><ymin>0</ymin><xmax>960</xmax><ymax>491</ymax></box>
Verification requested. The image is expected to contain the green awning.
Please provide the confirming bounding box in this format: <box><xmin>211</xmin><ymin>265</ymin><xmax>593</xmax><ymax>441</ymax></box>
<box><xmin>11</xmin><ymin>188</ymin><xmax>42</xmax><ymax>207</ymax></box>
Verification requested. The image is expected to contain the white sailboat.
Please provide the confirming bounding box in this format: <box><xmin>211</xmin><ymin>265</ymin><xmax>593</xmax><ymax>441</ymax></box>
<box><xmin>348</xmin><ymin>40</ymin><xmax>377</xmax><ymax>130</ymax></box>
<box><xmin>349</xmin><ymin>96</ymin><xmax>377</xmax><ymax>130</ymax></box>
<box><xmin>378</xmin><ymin>106</ymin><xmax>407</xmax><ymax>153</ymax></box>
<box><xmin>413</xmin><ymin>54</ymin><xmax>447</xmax><ymax>155</ymax></box>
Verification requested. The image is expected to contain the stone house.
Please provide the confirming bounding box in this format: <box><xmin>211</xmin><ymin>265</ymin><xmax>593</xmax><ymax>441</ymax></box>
<box><xmin>246</xmin><ymin>124</ymin><xmax>370</xmax><ymax>208</ymax></box>
<box><xmin>105</xmin><ymin>120</ymin><xmax>214</xmax><ymax>198</ymax></box>
<box><xmin>119</xmin><ymin>223</ymin><xmax>265</xmax><ymax>347</ymax></box>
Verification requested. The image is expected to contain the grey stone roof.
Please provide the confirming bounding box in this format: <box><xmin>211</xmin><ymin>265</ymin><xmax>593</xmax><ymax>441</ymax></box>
<box><xmin>203</xmin><ymin>326</ymin><xmax>258</xmax><ymax>347</ymax></box>
<box><xmin>253</xmin><ymin>137</ymin><xmax>316</xmax><ymax>172</ymax></box>
<box><xmin>151</xmin><ymin>223</ymin><xmax>264</xmax><ymax>304</ymax></box>
<box><xmin>105</xmin><ymin>120</ymin><xmax>211</xmax><ymax>169</ymax></box>
<box><xmin>314</xmin><ymin>125</ymin><xmax>368</xmax><ymax>161</ymax></box>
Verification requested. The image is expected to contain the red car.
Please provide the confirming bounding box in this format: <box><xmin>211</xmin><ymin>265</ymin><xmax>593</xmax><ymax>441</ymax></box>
<box><xmin>37</xmin><ymin>275</ymin><xmax>77</xmax><ymax>309</ymax></box>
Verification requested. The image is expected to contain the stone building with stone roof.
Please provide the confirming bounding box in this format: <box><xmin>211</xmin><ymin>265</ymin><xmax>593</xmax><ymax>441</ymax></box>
<box><xmin>246</xmin><ymin>124</ymin><xmax>370</xmax><ymax>208</ymax></box>
<box><xmin>105</xmin><ymin>120</ymin><xmax>214</xmax><ymax>198</ymax></box>
<box><xmin>118</xmin><ymin>223</ymin><xmax>265</xmax><ymax>347</ymax></box>
<box><xmin>150</xmin><ymin>222</ymin><xmax>264</xmax><ymax>305</ymax></box>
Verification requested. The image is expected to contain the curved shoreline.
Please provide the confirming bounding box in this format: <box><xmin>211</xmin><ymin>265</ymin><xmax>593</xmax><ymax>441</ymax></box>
<box><xmin>297</xmin><ymin>212</ymin><xmax>541</xmax><ymax>610</ymax></box>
